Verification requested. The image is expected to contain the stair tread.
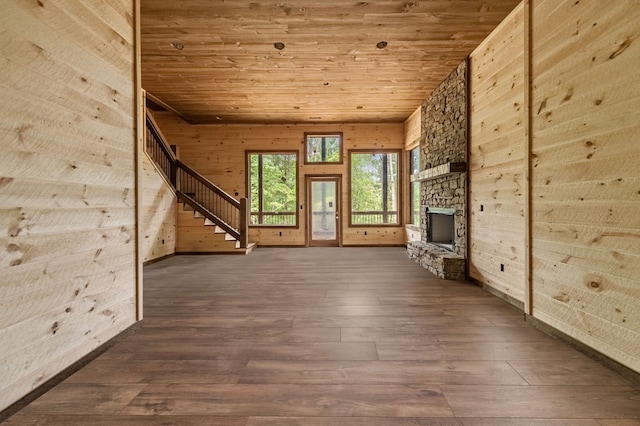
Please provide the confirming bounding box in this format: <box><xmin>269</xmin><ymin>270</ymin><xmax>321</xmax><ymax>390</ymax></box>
<box><xmin>177</xmin><ymin>198</ymin><xmax>254</xmax><ymax>254</ymax></box>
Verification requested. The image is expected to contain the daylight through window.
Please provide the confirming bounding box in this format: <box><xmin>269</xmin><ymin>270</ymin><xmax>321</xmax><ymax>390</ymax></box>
<box><xmin>350</xmin><ymin>151</ymin><xmax>400</xmax><ymax>225</ymax></box>
<box><xmin>409</xmin><ymin>147</ymin><xmax>421</xmax><ymax>225</ymax></box>
<box><xmin>248</xmin><ymin>152</ymin><xmax>297</xmax><ymax>226</ymax></box>
<box><xmin>411</xmin><ymin>181</ymin><xmax>420</xmax><ymax>226</ymax></box>
<box><xmin>305</xmin><ymin>133</ymin><xmax>342</xmax><ymax>163</ymax></box>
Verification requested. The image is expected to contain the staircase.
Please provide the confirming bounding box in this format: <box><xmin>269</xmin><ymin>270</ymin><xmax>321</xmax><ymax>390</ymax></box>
<box><xmin>145</xmin><ymin>110</ymin><xmax>255</xmax><ymax>254</ymax></box>
<box><xmin>177</xmin><ymin>203</ymin><xmax>256</xmax><ymax>254</ymax></box>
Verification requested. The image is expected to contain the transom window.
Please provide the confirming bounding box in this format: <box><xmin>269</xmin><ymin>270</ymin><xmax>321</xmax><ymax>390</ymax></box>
<box><xmin>349</xmin><ymin>150</ymin><xmax>401</xmax><ymax>226</ymax></box>
<box><xmin>409</xmin><ymin>147</ymin><xmax>421</xmax><ymax>225</ymax></box>
<box><xmin>304</xmin><ymin>133</ymin><xmax>343</xmax><ymax>164</ymax></box>
<box><xmin>410</xmin><ymin>181</ymin><xmax>420</xmax><ymax>226</ymax></box>
<box><xmin>247</xmin><ymin>152</ymin><xmax>298</xmax><ymax>226</ymax></box>
<box><xmin>410</xmin><ymin>146</ymin><xmax>420</xmax><ymax>175</ymax></box>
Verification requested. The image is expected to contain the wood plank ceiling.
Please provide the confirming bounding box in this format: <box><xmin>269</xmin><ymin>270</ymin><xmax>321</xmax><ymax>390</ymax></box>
<box><xmin>140</xmin><ymin>0</ymin><xmax>522</xmax><ymax>124</ymax></box>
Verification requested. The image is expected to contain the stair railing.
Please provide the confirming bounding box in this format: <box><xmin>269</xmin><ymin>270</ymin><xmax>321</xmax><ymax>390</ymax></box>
<box><xmin>145</xmin><ymin>111</ymin><xmax>249</xmax><ymax>248</ymax></box>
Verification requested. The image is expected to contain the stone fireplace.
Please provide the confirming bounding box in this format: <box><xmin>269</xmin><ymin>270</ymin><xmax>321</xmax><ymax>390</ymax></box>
<box><xmin>407</xmin><ymin>59</ymin><xmax>467</xmax><ymax>280</ymax></box>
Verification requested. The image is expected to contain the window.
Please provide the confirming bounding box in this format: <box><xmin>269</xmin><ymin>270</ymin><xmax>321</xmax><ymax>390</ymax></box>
<box><xmin>248</xmin><ymin>152</ymin><xmax>298</xmax><ymax>226</ymax></box>
<box><xmin>409</xmin><ymin>147</ymin><xmax>421</xmax><ymax>225</ymax></box>
<box><xmin>410</xmin><ymin>181</ymin><xmax>420</xmax><ymax>225</ymax></box>
<box><xmin>410</xmin><ymin>146</ymin><xmax>420</xmax><ymax>175</ymax></box>
<box><xmin>304</xmin><ymin>133</ymin><xmax>343</xmax><ymax>164</ymax></box>
<box><xmin>350</xmin><ymin>150</ymin><xmax>400</xmax><ymax>225</ymax></box>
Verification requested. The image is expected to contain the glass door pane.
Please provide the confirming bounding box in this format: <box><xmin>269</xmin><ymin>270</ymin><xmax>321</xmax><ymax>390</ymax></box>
<box><xmin>311</xmin><ymin>181</ymin><xmax>336</xmax><ymax>241</ymax></box>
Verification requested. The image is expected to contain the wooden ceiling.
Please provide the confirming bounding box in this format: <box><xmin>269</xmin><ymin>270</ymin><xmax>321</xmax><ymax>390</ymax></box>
<box><xmin>140</xmin><ymin>0</ymin><xmax>521</xmax><ymax>124</ymax></box>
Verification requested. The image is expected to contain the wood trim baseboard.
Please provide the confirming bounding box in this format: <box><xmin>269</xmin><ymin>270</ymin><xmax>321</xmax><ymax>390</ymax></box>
<box><xmin>342</xmin><ymin>244</ymin><xmax>406</xmax><ymax>248</ymax></box>
<box><xmin>0</xmin><ymin>321</ymin><xmax>143</xmax><ymax>423</ymax></box>
<box><xmin>143</xmin><ymin>253</ymin><xmax>175</xmax><ymax>266</ymax></box>
<box><xmin>175</xmin><ymin>251</ymin><xmax>254</xmax><ymax>255</ymax></box>
<box><xmin>470</xmin><ymin>277</ymin><xmax>640</xmax><ymax>385</ymax></box>
<box><xmin>525</xmin><ymin>315</ymin><xmax>640</xmax><ymax>386</ymax></box>
<box><xmin>250</xmin><ymin>245</ymin><xmax>306</xmax><ymax>248</ymax></box>
<box><xmin>468</xmin><ymin>277</ymin><xmax>526</xmax><ymax>311</ymax></box>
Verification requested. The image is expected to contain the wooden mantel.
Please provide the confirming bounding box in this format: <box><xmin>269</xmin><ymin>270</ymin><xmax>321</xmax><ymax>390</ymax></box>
<box><xmin>411</xmin><ymin>162</ymin><xmax>466</xmax><ymax>182</ymax></box>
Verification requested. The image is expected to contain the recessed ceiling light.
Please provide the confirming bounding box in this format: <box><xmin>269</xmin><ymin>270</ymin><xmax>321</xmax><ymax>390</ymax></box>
<box><xmin>215</xmin><ymin>116</ymin><xmax>223</xmax><ymax>120</ymax></box>
<box><xmin>274</xmin><ymin>42</ymin><xmax>285</xmax><ymax>50</ymax></box>
<box><xmin>376</xmin><ymin>41</ymin><xmax>388</xmax><ymax>49</ymax></box>
<box><xmin>170</xmin><ymin>40</ymin><xmax>184</xmax><ymax>50</ymax></box>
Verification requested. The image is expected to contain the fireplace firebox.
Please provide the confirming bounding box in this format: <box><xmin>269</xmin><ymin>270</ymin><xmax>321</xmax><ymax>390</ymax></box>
<box><xmin>426</xmin><ymin>207</ymin><xmax>455</xmax><ymax>252</ymax></box>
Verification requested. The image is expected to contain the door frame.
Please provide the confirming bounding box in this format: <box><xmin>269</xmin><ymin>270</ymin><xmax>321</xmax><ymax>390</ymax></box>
<box><xmin>306</xmin><ymin>175</ymin><xmax>342</xmax><ymax>247</ymax></box>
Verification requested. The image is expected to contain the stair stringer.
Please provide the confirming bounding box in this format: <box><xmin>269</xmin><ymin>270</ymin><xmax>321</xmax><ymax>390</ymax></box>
<box><xmin>177</xmin><ymin>203</ymin><xmax>256</xmax><ymax>254</ymax></box>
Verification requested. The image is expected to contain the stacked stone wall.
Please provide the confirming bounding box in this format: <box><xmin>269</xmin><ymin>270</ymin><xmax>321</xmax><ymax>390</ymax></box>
<box><xmin>409</xmin><ymin>58</ymin><xmax>467</xmax><ymax>279</ymax></box>
<box><xmin>420</xmin><ymin>59</ymin><xmax>467</xmax><ymax>257</ymax></box>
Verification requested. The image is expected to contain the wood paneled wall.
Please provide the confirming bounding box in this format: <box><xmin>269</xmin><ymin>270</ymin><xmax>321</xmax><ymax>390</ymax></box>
<box><xmin>0</xmin><ymin>0</ymin><xmax>138</xmax><ymax>411</ymax></box>
<box><xmin>467</xmin><ymin>0</ymin><xmax>639</xmax><ymax>373</ymax></box>
<box><xmin>152</xmin><ymin>113</ymin><xmax>405</xmax><ymax>246</ymax></box>
<box><xmin>404</xmin><ymin>106</ymin><xmax>422</xmax><ymax>150</ymax></box>
<box><xmin>530</xmin><ymin>0</ymin><xmax>640</xmax><ymax>372</ymax></box>
<box><xmin>404</xmin><ymin>105</ymin><xmax>421</xmax><ymax>243</ymax></box>
<box><xmin>468</xmin><ymin>3</ymin><xmax>526</xmax><ymax>302</ymax></box>
<box><xmin>141</xmin><ymin>154</ymin><xmax>176</xmax><ymax>262</ymax></box>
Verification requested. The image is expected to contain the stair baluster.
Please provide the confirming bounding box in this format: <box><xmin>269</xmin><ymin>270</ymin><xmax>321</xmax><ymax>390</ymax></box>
<box><xmin>145</xmin><ymin>111</ymin><xmax>249</xmax><ymax>249</ymax></box>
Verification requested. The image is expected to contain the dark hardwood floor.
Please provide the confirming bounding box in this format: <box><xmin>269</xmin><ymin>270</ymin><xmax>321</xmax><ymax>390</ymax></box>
<box><xmin>5</xmin><ymin>248</ymin><xmax>640</xmax><ymax>425</ymax></box>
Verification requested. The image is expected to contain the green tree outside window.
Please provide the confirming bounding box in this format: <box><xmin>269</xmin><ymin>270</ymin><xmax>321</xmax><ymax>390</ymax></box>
<box><xmin>249</xmin><ymin>152</ymin><xmax>297</xmax><ymax>226</ymax></box>
<box><xmin>350</xmin><ymin>151</ymin><xmax>399</xmax><ymax>225</ymax></box>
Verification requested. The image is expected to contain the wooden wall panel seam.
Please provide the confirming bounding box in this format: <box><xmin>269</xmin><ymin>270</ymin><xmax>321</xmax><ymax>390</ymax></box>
<box><xmin>523</xmin><ymin>0</ymin><xmax>533</xmax><ymax>315</ymax></box>
<box><xmin>530</xmin><ymin>0</ymin><xmax>640</xmax><ymax>373</ymax></box>
<box><xmin>468</xmin><ymin>1</ymin><xmax>526</xmax><ymax>305</ymax></box>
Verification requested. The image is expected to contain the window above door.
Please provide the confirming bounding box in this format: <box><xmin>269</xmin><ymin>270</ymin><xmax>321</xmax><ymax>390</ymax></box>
<box><xmin>304</xmin><ymin>132</ymin><xmax>343</xmax><ymax>164</ymax></box>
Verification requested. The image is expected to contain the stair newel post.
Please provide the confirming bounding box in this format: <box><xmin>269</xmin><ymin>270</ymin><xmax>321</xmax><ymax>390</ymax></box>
<box><xmin>239</xmin><ymin>197</ymin><xmax>249</xmax><ymax>249</ymax></box>
<box><xmin>170</xmin><ymin>145</ymin><xmax>180</xmax><ymax>191</ymax></box>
